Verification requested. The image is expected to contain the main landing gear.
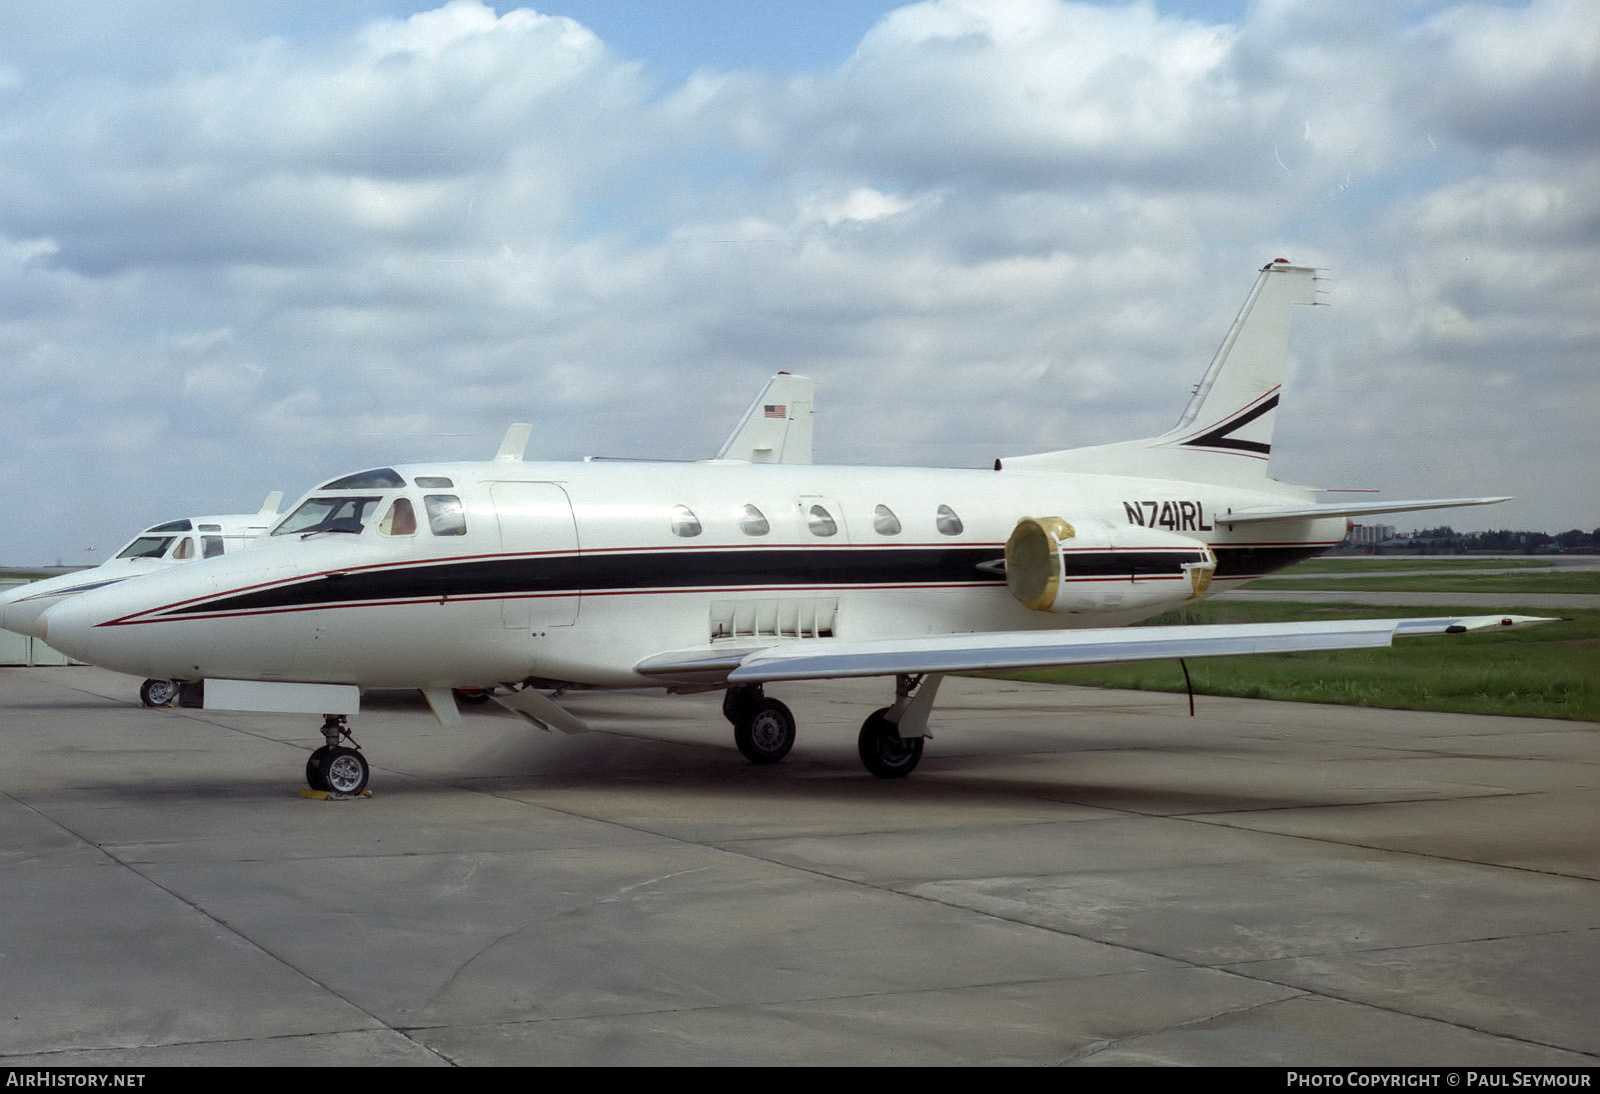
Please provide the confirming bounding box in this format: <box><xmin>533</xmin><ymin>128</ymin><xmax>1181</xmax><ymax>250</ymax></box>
<box><xmin>723</xmin><ymin>684</ymin><xmax>795</xmax><ymax>764</ymax></box>
<box><xmin>722</xmin><ymin>674</ymin><xmax>945</xmax><ymax>779</ymax></box>
<box><xmin>305</xmin><ymin>714</ymin><xmax>370</xmax><ymax>796</ymax></box>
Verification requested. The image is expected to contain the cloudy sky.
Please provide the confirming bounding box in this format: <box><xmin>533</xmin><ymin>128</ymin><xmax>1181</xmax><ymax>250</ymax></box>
<box><xmin>2</xmin><ymin>0</ymin><xmax>1595</xmax><ymax>563</ymax></box>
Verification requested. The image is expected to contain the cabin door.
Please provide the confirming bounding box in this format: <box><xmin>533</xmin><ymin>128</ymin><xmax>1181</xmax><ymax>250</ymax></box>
<box><xmin>489</xmin><ymin>482</ymin><xmax>580</xmax><ymax>629</ymax></box>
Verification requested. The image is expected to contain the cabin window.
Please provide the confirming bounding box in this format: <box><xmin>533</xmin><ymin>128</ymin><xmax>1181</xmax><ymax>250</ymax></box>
<box><xmin>671</xmin><ymin>505</ymin><xmax>703</xmax><ymax>538</ymax></box>
<box><xmin>116</xmin><ymin>536</ymin><xmax>174</xmax><ymax>560</ymax></box>
<box><xmin>320</xmin><ymin>468</ymin><xmax>406</xmax><ymax>490</ymax></box>
<box><xmin>807</xmin><ymin>504</ymin><xmax>838</xmax><ymax>537</ymax></box>
<box><xmin>171</xmin><ymin>537</ymin><xmax>195</xmax><ymax>560</ymax></box>
<box><xmin>873</xmin><ymin>505</ymin><xmax>902</xmax><ymax>536</ymax></box>
<box><xmin>202</xmin><ymin>536</ymin><xmax>225</xmax><ymax>558</ymax></box>
<box><xmin>273</xmin><ymin>496</ymin><xmax>383</xmax><ymax>537</ymax></box>
<box><xmin>740</xmin><ymin>504</ymin><xmax>770</xmax><ymax>537</ymax></box>
<box><xmin>936</xmin><ymin>505</ymin><xmax>964</xmax><ymax>535</ymax></box>
<box><xmin>424</xmin><ymin>495</ymin><xmax>467</xmax><ymax>537</ymax></box>
<box><xmin>415</xmin><ymin>476</ymin><xmax>454</xmax><ymax>489</ymax></box>
<box><xmin>379</xmin><ymin>498</ymin><xmax>418</xmax><ymax>536</ymax></box>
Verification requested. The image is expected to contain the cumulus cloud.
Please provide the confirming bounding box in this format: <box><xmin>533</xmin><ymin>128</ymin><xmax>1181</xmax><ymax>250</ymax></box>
<box><xmin>0</xmin><ymin>0</ymin><xmax>1595</xmax><ymax>561</ymax></box>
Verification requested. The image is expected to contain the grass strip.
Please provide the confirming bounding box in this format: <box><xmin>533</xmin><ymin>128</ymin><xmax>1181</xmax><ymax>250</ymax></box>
<box><xmin>1247</xmin><ymin>572</ymin><xmax>1600</xmax><ymax>595</ymax></box>
<box><xmin>1276</xmin><ymin>557</ymin><xmax>1554</xmax><ymax>574</ymax></box>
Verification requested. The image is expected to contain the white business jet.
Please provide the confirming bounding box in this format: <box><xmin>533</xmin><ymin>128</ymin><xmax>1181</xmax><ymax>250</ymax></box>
<box><xmin>37</xmin><ymin>262</ymin><xmax>1547</xmax><ymax>795</ymax></box>
<box><xmin>1</xmin><ymin>493</ymin><xmax>283</xmax><ymax>705</ymax></box>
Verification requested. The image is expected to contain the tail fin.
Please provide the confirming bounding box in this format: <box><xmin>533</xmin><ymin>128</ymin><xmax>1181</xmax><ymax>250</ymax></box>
<box><xmin>714</xmin><ymin>372</ymin><xmax>816</xmax><ymax>464</ymax></box>
<box><xmin>1001</xmin><ymin>261</ymin><xmax>1320</xmax><ymax>485</ymax></box>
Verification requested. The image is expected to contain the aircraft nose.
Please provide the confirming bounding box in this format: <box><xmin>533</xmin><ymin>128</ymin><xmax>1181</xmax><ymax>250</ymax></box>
<box><xmin>38</xmin><ymin>596</ymin><xmax>96</xmax><ymax>662</ymax></box>
<box><xmin>38</xmin><ymin>591</ymin><xmax>153</xmax><ymax>676</ymax></box>
<box><xmin>0</xmin><ymin>584</ymin><xmax>50</xmax><ymax>639</ymax></box>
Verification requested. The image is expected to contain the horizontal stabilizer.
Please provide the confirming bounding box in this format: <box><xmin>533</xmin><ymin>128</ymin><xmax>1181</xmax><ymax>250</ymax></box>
<box><xmin>1219</xmin><ymin>496</ymin><xmax>1511</xmax><ymax>525</ymax></box>
<box><xmin>714</xmin><ymin>615</ymin><xmax>1555</xmax><ymax>684</ymax></box>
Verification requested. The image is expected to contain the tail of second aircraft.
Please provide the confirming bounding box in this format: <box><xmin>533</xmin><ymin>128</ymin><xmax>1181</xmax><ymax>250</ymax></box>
<box><xmin>1000</xmin><ymin>260</ymin><xmax>1320</xmax><ymax>486</ymax></box>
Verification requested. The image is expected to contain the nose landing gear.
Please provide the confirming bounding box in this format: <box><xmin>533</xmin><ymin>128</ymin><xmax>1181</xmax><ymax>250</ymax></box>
<box><xmin>305</xmin><ymin>714</ymin><xmax>369</xmax><ymax>797</ymax></box>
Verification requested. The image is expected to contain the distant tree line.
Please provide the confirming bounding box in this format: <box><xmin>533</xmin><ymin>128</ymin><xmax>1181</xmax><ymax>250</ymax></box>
<box><xmin>1335</xmin><ymin>525</ymin><xmax>1600</xmax><ymax>554</ymax></box>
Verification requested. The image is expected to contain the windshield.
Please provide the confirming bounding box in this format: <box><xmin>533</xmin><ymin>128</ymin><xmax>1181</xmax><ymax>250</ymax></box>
<box><xmin>115</xmin><ymin>536</ymin><xmax>174</xmax><ymax>560</ymax></box>
<box><xmin>272</xmin><ymin>496</ymin><xmax>384</xmax><ymax>537</ymax></box>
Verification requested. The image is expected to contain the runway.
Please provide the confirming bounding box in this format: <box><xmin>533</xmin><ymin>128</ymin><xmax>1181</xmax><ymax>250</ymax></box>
<box><xmin>1</xmin><ymin>666</ymin><xmax>1594</xmax><ymax>1066</ymax></box>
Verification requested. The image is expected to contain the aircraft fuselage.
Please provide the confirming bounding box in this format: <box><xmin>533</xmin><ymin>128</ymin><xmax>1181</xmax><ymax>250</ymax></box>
<box><xmin>40</xmin><ymin>458</ymin><xmax>1344</xmax><ymax>691</ymax></box>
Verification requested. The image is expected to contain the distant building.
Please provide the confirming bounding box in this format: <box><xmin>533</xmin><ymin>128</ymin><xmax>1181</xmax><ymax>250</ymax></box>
<box><xmin>1343</xmin><ymin>523</ymin><xmax>1395</xmax><ymax>550</ymax></box>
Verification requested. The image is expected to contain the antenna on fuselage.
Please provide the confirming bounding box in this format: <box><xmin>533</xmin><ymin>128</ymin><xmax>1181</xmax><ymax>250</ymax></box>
<box><xmin>495</xmin><ymin>423</ymin><xmax>533</xmax><ymax>462</ymax></box>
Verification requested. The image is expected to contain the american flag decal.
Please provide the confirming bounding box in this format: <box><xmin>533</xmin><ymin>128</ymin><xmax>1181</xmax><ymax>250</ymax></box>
<box><xmin>763</xmin><ymin>404</ymin><xmax>786</xmax><ymax>418</ymax></box>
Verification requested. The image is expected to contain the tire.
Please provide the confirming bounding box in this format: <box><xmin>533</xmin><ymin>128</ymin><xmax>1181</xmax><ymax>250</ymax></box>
<box><xmin>139</xmin><ymin>679</ymin><xmax>178</xmax><ymax>708</ymax></box>
<box><xmin>722</xmin><ymin>685</ymin><xmax>758</xmax><ymax>726</ymax></box>
<box><xmin>858</xmin><ymin>708</ymin><xmax>923</xmax><ymax>779</ymax></box>
<box><xmin>306</xmin><ymin>746</ymin><xmax>332</xmax><ymax>791</ymax></box>
<box><xmin>322</xmin><ymin>747</ymin><xmax>370</xmax><ymax>796</ymax></box>
<box><xmin>735</xmin><ymin>697</ymin><xmax>795</xmax><ymax>764</ymax></box>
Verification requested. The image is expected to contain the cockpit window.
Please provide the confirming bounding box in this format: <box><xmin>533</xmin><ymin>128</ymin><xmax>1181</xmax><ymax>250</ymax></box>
<box><xmin>116</xmin><ymin>536</ymin><xmax>174</xmax><ymax>560</ymax></box>
<box><xmin>147</xmin><ymin>519</ymin><xmax>192</xmax><ymax>533</ymax></box>
<box><xmin>415</xmin><ymin>476</ymin><xmax>454</xmax><ymax>489</ymax></box>
<box><xmin>202</xmin><ymin>536</ymin><xmax>225</xmax><ymax>558</ymax></box>
<box><xmin>424</xmin><ymin>495</ymin><xmax>467</xmax><ymax>536</ymax></box>
<box><xmin>171</xmin><ymin>537</ymin><xmax>196</xmax><ymax>560</ymax></box>
<box><xmin>198</xmin><ymin>524</ymin><xmax>221</xmax><ymax>532</ymax></box>
<box><xmin>379</xmin><ymin>498</ymin><xmax>418</xmax><ymax>536</ymax></box>
<box><xmin>272</xmin><ymin>496</ymin><xmax>383</xmax><ymax>537</ymax></box>
<box><xmin>319</xmin><ymin>468</ymin><xmax>406</xmax><ymax>490</ymax></box>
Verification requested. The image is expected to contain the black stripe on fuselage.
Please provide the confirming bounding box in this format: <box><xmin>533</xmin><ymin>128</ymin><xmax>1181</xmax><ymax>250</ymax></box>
<box><xmin>151</xmin><ymin>542</ymin><xmax>1323</xmax><ymax>618</ymax></box>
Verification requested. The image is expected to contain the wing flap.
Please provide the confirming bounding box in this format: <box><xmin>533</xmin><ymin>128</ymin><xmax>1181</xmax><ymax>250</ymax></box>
<box><xmin>1220</xmin><ymin>497</ymin><xmax>1510</xmax><ymax>524</ymax></box>
<box><xmin>719</xmin><ymin>615</ymin><xmax>1555</xmax><ymax>684</ymax></box>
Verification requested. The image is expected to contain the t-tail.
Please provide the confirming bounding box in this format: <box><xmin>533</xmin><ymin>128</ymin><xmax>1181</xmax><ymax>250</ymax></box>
<box><xmin>1000</xmin><ymin>259</ymin><xmax>1319</xmax><ymax>487</ymax></box>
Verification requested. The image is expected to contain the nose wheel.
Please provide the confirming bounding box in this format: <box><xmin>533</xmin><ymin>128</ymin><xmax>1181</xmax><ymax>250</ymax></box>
<box><xmin>139</xmin><ymin>678</ymin><xmax>178</xmax><ymax>708</ymax></box>
<box><xmin>305</xmin><ymin>715</ymin><xmax>369</xmax><ymax>796</ymax></box>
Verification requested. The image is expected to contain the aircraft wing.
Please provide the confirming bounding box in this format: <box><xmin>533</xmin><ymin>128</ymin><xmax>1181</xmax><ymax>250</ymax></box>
<box><xmin>1218</xmin><ymin>497</ymin><xmax>1510</xmax><ymax>524</ymax></box>
<box><xmin>715</xmin><ymin>373</ymin><xmax>816</xmax><ymax>464</ymax></box>
<box><xmin>635</xmin><ymin>615</ymin><xmax>1554</xmax><ymax>686</ymax></box>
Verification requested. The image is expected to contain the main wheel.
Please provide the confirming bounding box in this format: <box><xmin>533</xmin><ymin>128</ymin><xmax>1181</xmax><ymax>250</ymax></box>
<box><xmin>321</xmin><ymin>747</ymin><xmax>370</xmax><ymax>796</ymax></box>
<box><xmin>858</xmin><ymin>708</ymin><xmax>923</xmax><ymax>779</ymax></box>
<box><xmin>722</xmin><ymin>684</ymin><xmax>758</xmax><ymax>726</ymax></box>
<box><xmin>735</xmin><ymin>697</ymin><xmax>795</xmax><ymax>764</ymax></box>
<box><xmin>139</xmin><ymin>678</ymin><xmax>178</xmax><ymax>707</ymax></box>
<box><xmin>306</xmin><ymin>746</ymin><xmax>332</xmax><ymax>791</ymax></box>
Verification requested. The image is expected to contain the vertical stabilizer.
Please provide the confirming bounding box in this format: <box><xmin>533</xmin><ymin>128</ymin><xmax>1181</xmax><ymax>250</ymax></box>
<box><xmin>1000</xmin><ymin>261</ymin><xmax>1320</xmax><ymax>485</ymax></box>
<box><xmin>715</xmin><ymin>373</ymin><xmax>815</xmax><ymax>464</ymax></box>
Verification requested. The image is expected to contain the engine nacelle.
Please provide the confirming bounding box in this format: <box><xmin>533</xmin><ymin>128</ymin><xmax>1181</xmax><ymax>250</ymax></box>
<box><xmin>1005</xmin><ymin>516</ymin><xmax>1217</xmax><ymax>614</ymax></box>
